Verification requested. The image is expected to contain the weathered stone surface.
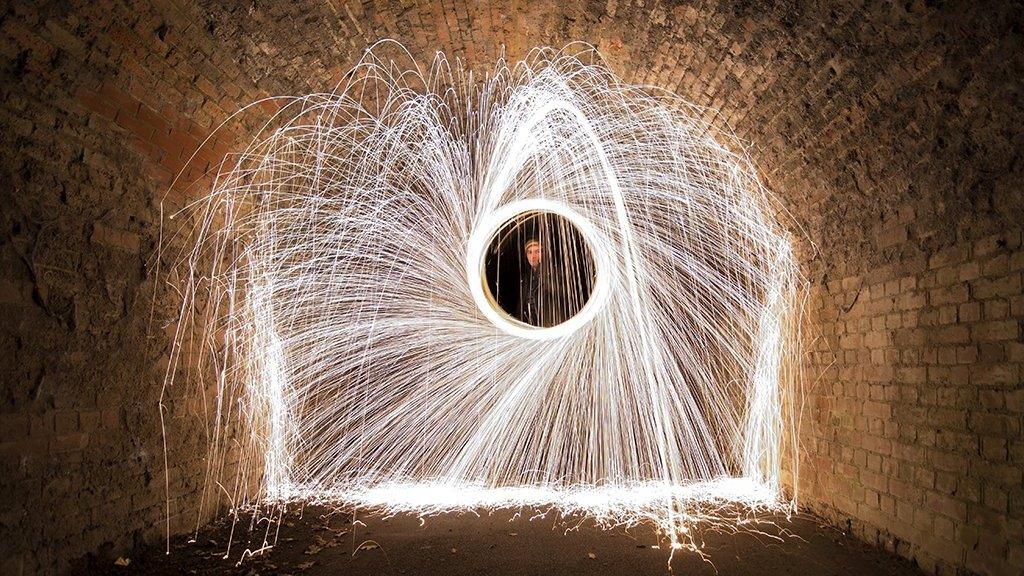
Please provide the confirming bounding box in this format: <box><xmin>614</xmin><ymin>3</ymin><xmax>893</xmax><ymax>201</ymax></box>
<box><xmin>1</xmin><ymin>1</ymin><xmax>1021</xmax><ymax>574</ymax></box>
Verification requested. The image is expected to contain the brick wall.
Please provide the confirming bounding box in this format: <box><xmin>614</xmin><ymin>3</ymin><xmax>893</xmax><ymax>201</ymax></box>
<box><xmin>802</xmin><ymin>231</ymin><xmax>1023</xmax><ymax>575</ymax></box>
<box><xmin>0</xmin><ymin>2</ymin><xmax>289</xmax><ymax>573</ymax></box>
<box><xmin>1</xmin><ymin>1</ymin><xmax>1020</xmax><ymax>574</ymax></box>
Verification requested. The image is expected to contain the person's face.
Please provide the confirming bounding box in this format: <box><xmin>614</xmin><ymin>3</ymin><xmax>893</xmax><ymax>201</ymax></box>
<box><xmin>526</xmin><ymin>244</ymin><xmax>542</xmax><ymax>268</ymax></box>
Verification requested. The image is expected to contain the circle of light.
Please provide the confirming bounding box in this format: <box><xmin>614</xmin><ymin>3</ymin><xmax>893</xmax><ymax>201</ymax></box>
<box><xmin>467</xmin><ymin>199</ymin><xmax>611</xmax><ymax>340</ymax></box>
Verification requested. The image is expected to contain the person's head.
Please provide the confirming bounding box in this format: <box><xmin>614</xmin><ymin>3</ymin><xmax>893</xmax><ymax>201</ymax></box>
<box><xmin>525</xmin><ymin>239</ymin><xmax>541</xmax><ymax>269</ymax></box>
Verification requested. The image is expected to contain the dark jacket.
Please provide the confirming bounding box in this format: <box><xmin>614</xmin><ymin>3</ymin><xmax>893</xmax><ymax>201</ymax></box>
<box><xmin>518</xmin><ymin>266</ymin><xmax>566</xmax><ymax>327</ymax></box>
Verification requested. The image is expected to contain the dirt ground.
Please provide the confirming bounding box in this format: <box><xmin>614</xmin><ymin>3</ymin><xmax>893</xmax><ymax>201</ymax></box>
<box><xmin>85</xmin><ymin>505</ymin><xmax>924</xmax><ymax>575</ymax></box>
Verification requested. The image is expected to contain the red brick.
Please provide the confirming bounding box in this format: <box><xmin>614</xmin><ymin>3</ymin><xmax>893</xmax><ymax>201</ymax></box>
<box><xmin>927</xmin><ymin>492</ymin><xmax>967</xmax><ymax>522</ymax></box>
<box><xmin>972</xmin><ymin>320</ymin><xmax>1019</xmax><ymax>342</ymax></box>
<box><xmin>972</xmin><ymin>274</ymin><xmax>1022</xmax><ymax>300</ymax></box>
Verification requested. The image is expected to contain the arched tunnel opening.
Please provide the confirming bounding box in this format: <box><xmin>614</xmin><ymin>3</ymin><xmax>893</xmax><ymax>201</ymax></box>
<box><xmin>1</xmin><ymin>3</ymin><xmax>1021</xmax><ymax>576</ymax></box>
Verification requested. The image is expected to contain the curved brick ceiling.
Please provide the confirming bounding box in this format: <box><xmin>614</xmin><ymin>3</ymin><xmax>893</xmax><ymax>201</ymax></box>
<box><xmin>14</xmin><ymin>0</ymin><xmax>1022</xmax><ymax>276</ymax></box>
<box><xmin>191</xmin><ymin>0</ymin><xmax>1022</xmax><ymax>279</ymax></box>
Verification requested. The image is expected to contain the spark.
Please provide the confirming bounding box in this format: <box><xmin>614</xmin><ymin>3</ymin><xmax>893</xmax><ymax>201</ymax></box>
<box><xmin>161</xmin><ymin>41</ymin><xmax>804</xmax><ymax>559</ymax></box>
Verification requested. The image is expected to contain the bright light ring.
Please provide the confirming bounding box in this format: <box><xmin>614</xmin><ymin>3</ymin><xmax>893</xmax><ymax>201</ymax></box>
<box><xmin>466</xmin><ymin>198</ymin><xmax>612</xmax><ymax>340</ymax></box>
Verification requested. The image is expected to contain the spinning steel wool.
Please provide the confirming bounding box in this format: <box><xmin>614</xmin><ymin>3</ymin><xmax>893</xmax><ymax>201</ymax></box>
<box><xmin>161</xmin><ymin>42</ymin><xmax>804</xmax><ymax>556</ymax></box>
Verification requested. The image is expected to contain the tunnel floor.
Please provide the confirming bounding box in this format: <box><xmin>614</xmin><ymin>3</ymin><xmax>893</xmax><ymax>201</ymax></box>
<box><xmin>90</xmin><ymin>505</ymin><xmax>924</xmax><ymax>575</ymax></box>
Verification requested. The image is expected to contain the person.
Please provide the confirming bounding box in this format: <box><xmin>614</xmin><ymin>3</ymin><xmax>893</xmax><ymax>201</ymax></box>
<box><xmin>518</xmin><ymin>238</ymin><xmax>572</xmax><ymax>327</ymax></box>
<box><xmin>519</xmin><ymin>239</ymin><xmax>544</xmax><ymax>326</ymax></box>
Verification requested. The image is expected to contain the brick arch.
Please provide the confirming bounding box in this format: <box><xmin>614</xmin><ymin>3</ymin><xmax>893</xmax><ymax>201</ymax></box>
<box><xmin>1</xmin><ymin>1</ymin><xmax>1021</xmax><ymax>573</ymax></box>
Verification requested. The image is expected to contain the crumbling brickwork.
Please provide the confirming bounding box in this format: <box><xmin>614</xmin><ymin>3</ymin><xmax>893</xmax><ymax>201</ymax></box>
<box><xmin>1</xmin><ymin>1</ymin><xmax>1020</xmax><ymax>574</ymax></box>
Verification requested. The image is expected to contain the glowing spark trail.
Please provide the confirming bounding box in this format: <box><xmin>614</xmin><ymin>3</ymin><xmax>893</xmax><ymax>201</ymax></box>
<box><xmin>162</xmin><ymin>42</ymin><xmax>804</xmax><ymax>556</ymax></box>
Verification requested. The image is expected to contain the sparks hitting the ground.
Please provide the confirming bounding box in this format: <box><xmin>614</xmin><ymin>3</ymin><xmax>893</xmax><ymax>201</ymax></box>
<box><xmin>160</xmin><ymin>41</ymin><xmax>805</xmax><ymax>558</ymax></box>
